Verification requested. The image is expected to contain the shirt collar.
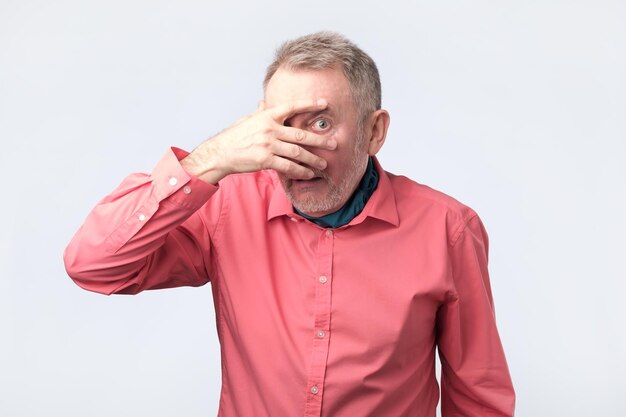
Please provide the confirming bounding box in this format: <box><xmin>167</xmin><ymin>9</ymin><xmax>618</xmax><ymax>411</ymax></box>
<box><xmin>267</xmin><ymin>156</ymin><xmax>399</xmax><ymax>228</ymax></box>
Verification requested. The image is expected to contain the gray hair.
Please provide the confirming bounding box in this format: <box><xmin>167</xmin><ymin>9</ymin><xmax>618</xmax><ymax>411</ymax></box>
<box><xmin>263</xmin><ymin>31</ymin><xmax>381</xmax><ymax>123</ymax></box>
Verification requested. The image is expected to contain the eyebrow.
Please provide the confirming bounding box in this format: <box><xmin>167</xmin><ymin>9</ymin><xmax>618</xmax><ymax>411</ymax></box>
<box><xmin>285</xmin><ymin>106</ymin><xmax>335</xmax><ymax>126</ymax></box>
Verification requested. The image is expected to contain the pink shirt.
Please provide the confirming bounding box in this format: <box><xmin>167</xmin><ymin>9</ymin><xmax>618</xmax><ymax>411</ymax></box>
<box><xmin>64</xmin><ymin>147</ymin><xmax>515</xmax><ymax>417</ymax></box>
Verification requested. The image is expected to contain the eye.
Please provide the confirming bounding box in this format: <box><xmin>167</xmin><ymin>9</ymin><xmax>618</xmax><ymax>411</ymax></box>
<box><xmin>312</xmin><ymin>118</ymin><xmax>331</xmax><ymax>131</ymax></box>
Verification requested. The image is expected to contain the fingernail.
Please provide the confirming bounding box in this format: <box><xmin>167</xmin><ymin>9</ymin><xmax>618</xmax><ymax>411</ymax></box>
<box><xmin>317</xmin><ymin>99</ymin><xmax>327</xmax><ymax>106</ymax></box>
<box><xmin>327</xmin><ymin>139</ymin><xmax>337</xmax><ymax>149</ymax></box>
<box><xmin>318</xmin><ymin>159</ymin><xmax>327</xmax><ymax>169</ymax></box>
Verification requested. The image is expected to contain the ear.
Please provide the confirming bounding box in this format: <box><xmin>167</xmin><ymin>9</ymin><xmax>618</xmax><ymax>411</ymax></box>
<box><xmin>366</xmin><ymin>109</ymin><xmax>390</xmax><ymax>156</ymax></box>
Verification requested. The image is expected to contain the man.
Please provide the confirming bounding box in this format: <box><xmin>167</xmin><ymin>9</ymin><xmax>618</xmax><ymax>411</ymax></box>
<box><xmin>64</xmin><ymin>32</ymin><xmax>515</xmax><ymax>416</ymax></box>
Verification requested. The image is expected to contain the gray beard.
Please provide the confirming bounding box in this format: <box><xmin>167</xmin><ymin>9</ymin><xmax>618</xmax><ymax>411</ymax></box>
<box><xmin>280</xmin><ymin>134</ymin><xmax>368</xmax><ymax>216</ymax></box>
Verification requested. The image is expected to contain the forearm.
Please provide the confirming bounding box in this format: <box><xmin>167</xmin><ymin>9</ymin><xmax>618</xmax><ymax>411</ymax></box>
<box><xmin>64</xmin><ymin>147</ymin><xmax>218</xmax><ymax>295</ymax></box>
<box><xmin>64</xmin><ymin>97</ymin><xmax>334</xmax><ymax>294</ymax></box>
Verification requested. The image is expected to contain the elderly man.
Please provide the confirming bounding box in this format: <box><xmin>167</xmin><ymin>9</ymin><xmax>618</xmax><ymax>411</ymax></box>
<box><xmin>64</xmin><ymin>32</ymin><xmax>515</xmax><ymax>417</ymax></box>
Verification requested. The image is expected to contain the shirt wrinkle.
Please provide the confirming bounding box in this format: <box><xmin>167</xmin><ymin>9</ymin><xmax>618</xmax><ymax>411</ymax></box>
<box><xmin>450</xmin><ymin>213</ymin><xmax>480</xmax><ymax>248</ymax></box>
<box><xmin>64</xmin><ymin>146</ymin><xmax>515</xmax><ymax>417</ymax></box>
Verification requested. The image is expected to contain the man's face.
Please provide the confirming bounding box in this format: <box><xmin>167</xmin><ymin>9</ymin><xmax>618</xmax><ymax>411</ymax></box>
<box><xmin>265</xmin><ymin>66</ymin><xmax>370</xmax><ymax>217</ymax></box>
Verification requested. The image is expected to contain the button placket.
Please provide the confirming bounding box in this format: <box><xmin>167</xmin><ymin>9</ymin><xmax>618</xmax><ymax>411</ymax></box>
<box><xmin>303</xmin><ymin>229</ymin><xmax>335</xmax><ymax>416</ymax></box>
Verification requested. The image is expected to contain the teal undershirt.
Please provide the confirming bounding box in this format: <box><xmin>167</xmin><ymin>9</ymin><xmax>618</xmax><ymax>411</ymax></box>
<box><xmin>294</xmin><ymin>157</ymin><xmax>379</xmax><ymax>228</ymax></box>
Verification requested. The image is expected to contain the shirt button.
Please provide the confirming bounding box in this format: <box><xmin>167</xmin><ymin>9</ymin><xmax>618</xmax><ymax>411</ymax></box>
<box><xmin>183</xmin><ymin>186</ymin><xmax>191</xmax><ymax>194</ymax></box>
<box><xmin>138</xmin><ymin>214</ymin><xmax>146</xmax><ymax>221</ymax></box>
<box><xmin>319</xmin><ymin>275</ymin><xmax>328</xmax><ymax>284</ymax></box>
<box><xmin>317</xmin><ymin>330</ymin><xmax>326</xmax><ymax>338</ymax></box>
<box><xmin>310</xmin><ymin>385</ymin><xmax>319</xmax><ymax>395</ymax></box>
<box><xmin>325</xmin><ymin>230</ymin><xmax>333</xmax><ymax>237</ymax></box>
<box><xmin>168</xmin><ymin>177</ymin><xmax>178</xmax><ymax>186</ymax></box>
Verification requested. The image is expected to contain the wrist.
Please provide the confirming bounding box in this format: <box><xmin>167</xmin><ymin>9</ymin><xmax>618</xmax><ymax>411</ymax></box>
<box><xmin>181</xmin><ymin>142</ymin><xmax>228</xmax><ymax>185</ymax></box>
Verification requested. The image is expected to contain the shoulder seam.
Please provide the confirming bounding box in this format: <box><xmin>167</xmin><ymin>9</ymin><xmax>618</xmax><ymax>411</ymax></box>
<box><xmin>450</xmin><ymin>212</ymin><xmax>479</xmax><ymax>247</ymax></box>
<box><xmin>391</xmin><ymin>175</ymin><xmax>473</xmax><ymax>215</ymax></box>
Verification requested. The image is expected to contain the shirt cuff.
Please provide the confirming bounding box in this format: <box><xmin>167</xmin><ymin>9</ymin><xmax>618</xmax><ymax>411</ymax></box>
<box><xmin>150</xmin><ymin>146</ymin><xmax>219</xmax><ymax>209</ymax></box>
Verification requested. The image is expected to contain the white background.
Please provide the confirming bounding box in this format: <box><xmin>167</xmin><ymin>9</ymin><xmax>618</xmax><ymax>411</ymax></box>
<box><xmin>1</xmin><ymin>1</ymin><xmax>625</xmax><ymax>416</ymax></box>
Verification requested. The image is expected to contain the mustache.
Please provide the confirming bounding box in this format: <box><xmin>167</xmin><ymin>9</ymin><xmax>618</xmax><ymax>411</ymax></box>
<box><xmin>309</xmin><ymin>167</ymin><xmax>329</xmax><ymax>179</ymax></box>
<box><xmin>290</xmin><ymin>160</ymin><xmax>330</xmax><ymax>180</ymax></box>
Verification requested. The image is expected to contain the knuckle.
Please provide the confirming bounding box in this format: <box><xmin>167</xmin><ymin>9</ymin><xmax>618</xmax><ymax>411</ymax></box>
<box><xmin>260</xmin><ymin>126</ymin><xmax>274</xmax><ymax>136</ymax></box>
<box><xmin>281</xmin><ymin>159</ymin><xmax>293</xmax><ymax>173</ymax></box>
<box><xmin>258</xmin><ymin>134</ymin><xmax>272</xmax><ymax>148</ymax></box>
<box><xmin>260</xmin><ymin>155</ymin><xmax>273</xmax><ymax>170</ymax></box>
<box><xmin>291</xmin><ymin>145</ymin><xmax>301</xmax><ymax>158</ymax></box>
<box><xmin>258</xmin><ymin>140</ymin><xmax>270</xmax><ymax>150</ymax></box>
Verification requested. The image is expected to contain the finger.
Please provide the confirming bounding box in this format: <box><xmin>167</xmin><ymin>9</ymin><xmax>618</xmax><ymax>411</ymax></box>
<box><xmin>256</xmin><ymin>100</ymin><xmax>265</xmax><ymax>112</ymax></box>
<box><xmin>264</xmin><ymin>155</ymin><xmax>316</xmax><ymax>179</ymax></box>
<box><xmin>275</xmin><ymin>125</ymin><xmax>337</xmax><ymax>150</ymax></box>
<box><xmin>270</xmin><ymin>141</ymin><xmax>328</xmax><ymax>171</ymax></box>
<box><xmin>267</xmin><ymin>98</ymin><xmax>328</xmax><ymax>122</ymax></box>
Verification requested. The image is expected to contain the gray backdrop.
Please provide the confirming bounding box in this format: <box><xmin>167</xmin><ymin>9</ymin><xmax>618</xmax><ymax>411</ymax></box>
<box><xmin>1</xmin><ymin>1</ymin><xmax>625</xmax><ymax>416</ymax></box>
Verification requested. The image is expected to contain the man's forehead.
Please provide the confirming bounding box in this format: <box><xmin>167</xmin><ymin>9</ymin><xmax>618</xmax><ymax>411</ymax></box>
<box><xmin>265</xmin><ymin>67</ymin><xmax>350</xmax><ymax>101</ymax></box>
<box><xmin>265</xmin><ymin>87</ymin><xmax>349</xmax><ymax>105</ymax></box>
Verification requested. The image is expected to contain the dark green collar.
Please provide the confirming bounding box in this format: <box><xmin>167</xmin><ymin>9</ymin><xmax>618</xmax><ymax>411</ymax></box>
<box><xmin>295</xmin><ymin>157</ymin><xmax>379</xmax><ymax>228</ymax></box>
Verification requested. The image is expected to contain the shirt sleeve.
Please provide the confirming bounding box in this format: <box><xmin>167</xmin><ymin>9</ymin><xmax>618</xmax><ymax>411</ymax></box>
<box><xmin>436</xmin><ymin>214</ymin><xmax>516</xmax><ymax>416</ymax></box>
<box><xmin>63</xmin><ymin>147</ymin><xmax>222</xmax><ymax>295</ymax></box>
